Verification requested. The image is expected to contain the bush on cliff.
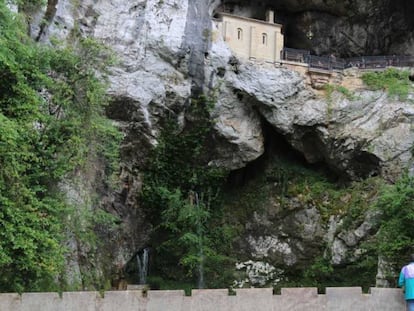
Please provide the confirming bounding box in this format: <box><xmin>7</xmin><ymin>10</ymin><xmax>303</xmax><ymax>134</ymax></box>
<box><xmin>0</xmin><ymin>3</ymin><xmax>119</xmax><ymax>292</ymax></box>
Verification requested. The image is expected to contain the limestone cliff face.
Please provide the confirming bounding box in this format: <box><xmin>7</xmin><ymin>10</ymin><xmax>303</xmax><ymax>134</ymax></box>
<box><xmin>26</xmin><ymin>0</ymin><xmax>414</xmax><ymax>286</ymax></box>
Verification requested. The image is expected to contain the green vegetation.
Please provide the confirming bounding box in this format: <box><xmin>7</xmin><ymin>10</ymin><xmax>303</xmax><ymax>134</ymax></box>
<box><xmin>230</xmin><ymin>157</ymin><xmax>381</xmax><ymax>223</ymax></box>
<box><xmin>14</xmin><ymin>0</ymin><xmax>44</xmax><ymax>6</ymax></box>
<box><xmin>374</xmin><ymin>174</ymin><xmax>414</xmax><ymax>280</ymax></box>
<box><xmin>141</xmin><ymin>94</ymin><xmax>235</xmax><ymax>289</ymax></box>
<box><xmin>324</xmin><ymin>84</ymin><xmax>355</xmax><ymax>101</ymax></box>
<box><xmin>240</xmin><ymin>160</ymin><xmax>414</xmax><ymax>290</ymax></box>
<box><xmin>336</xmin><ymin>85</ymin><xmax>355</xmax><ymax>100</ymax></box>
<box><xmin>223</xmin><ymin>155</ymin><xmax>382</xmax><ymax>289</ymax></box>
<box><xmin>361</xmin><ymin>68</ymin><xmax>413</xmax><ymax>100</ymax></box>
<box><xmin>271</xmin><ymin>254</ymin><xmax>377</xmax><ymax>293</ymax></box>
<box><xmin>3</xmin><ymin>1</ymin><xmax>414</xmax><ymax>294</ymax></box>
<box><xmin>0</xmin><ymin>4</ymin><xmax>120</xmax><ymax>292</ymax></box>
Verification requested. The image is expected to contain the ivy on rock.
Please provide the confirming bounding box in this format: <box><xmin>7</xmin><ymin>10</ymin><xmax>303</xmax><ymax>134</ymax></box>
<box><xmin>0</xmin><ymin>3</ymin><xmax>120</xmax><ymax>292</ymax></box>
<box><xmin>141</xmin><ymin>94</ymin><xmax>235</xmax><ymax>288</ymax></box>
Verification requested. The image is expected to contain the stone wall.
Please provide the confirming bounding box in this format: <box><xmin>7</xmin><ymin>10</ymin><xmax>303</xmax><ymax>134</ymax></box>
<box><xmin>0</xmin><ymin>287</ymin><xmax>405</xmax><ymax>310</ymax></box>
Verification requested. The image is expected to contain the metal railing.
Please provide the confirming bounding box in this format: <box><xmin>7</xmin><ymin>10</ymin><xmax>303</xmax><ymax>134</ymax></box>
<box><xmin>308</xmin><ymin>55</ymin><xmax>335</xmax><ymax>71</ymax></box>
<box><xmin>281</xmin><ymin>47</ymin><xmax>310</xmax><ymax>63</ymax></box>
<box><xmin>281</xmin><ymin>48</ymin><xmax>414</xmax><ymax>71</ymax></box>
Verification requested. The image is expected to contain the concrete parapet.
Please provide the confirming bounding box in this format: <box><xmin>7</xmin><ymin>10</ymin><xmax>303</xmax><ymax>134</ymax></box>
<box><xmin>368</xmin><ymin>288</ymin><xmax>405</xmax><ymax>311</ymax></box>
<box><xmin>275</xmin><ymin>287</ymin><xmax>326</xmax><ymax>311</ymax></box>
<box><xmin>191</xmin><ymin>289</ymin><xmax>235</xmax><ymax>311</ymax></box>
<box><xmin>0</xmin><ymin>293</ymin><xmax>21</xmax><ymax>311</ymax></box>
<box><xmin>236</xmin><ymin>288</ymin><xmax>273</xmax><ymax>311</ymax></box>
<box><xmin>97</xmin><ymin>290</ymin><xmax>147</xmax><ymax>311</ymax></box>
<box><xmin>326</xmin><ymin>287</ymin><xmax>367</xmax><ymax>311</ymax></box>
<box><xmin>21</xmin><ymin>292</ymin><xmax>61</xmax><ymax>311</ymax></box>
<box><xmin>147</xmin><ymin>290</ymin><xmax>185</xmax><ymax>311</ymax></box>
<box><xmin>0</xmin><ymin>287</ymin><xmax>406</xmax><ymax>311</ymax></box>
<box><xmin>61</xmin><ymin>292</ymin><xmax>97</xmax><ymax>311</ymax></box>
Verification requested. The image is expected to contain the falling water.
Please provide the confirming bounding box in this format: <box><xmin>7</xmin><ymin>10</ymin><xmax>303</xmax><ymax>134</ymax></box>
<box><xmin>136</xmin><ymin>248</ymin><xmax>149</xmax><ymax>284</ymax></box>
<box><xmin>195</xmin><ymin>192</ymin><xmax>205</xmax><ymax>289</ymax></box>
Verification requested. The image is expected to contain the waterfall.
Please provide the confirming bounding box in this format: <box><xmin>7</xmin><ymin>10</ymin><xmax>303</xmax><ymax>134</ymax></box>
<box><xmin>136</xmin><ymin>248</ymin><xmax>149</xmax><ymax>285</ymax></box>
<box><xmin>195</xmin><ymin>192</ymin><xmax>205</xmax><ymax>289</ymax></box>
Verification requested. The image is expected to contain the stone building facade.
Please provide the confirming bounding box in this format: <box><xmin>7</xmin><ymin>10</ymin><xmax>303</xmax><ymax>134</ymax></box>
<box><xmin>215</xmin><ymin>10</ymin><xmax>284</xmax><ymax>63</ymax></box>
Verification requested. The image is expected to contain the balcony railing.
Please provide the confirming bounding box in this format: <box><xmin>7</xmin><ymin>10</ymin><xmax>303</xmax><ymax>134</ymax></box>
<box><xmin>281</xmin><ymin>48</ymin><xmax>310</xmax><ymax>63</ymax></box>
<box><xmin>281</xmin><ymin>48</ymin><xmax>414</xmax><ymax>71</ymax></box>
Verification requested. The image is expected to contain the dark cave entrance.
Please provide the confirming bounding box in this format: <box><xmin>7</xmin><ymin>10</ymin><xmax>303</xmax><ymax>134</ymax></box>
<box><xmin>225</xmin><ymin>119</ymin><xmax>338</xmax><ymax>188</ymax></box>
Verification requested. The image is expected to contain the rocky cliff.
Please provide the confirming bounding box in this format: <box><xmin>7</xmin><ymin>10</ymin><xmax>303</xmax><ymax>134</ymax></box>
<box><xmin>24</xmin><ymin>0</ymin><xmax>414</xmax><ymax>288</ymax></box>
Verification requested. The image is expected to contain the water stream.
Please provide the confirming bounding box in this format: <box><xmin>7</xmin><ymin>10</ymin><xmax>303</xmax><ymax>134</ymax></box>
<box><xmin>136</xmin><ymin>248</ymin><xmax>149</xmax><ymax>284</ymax></box>
<box><xmin>194</xmin><ymin>192</ymin><xmax>205</xmax><ymax>289</ymax></box>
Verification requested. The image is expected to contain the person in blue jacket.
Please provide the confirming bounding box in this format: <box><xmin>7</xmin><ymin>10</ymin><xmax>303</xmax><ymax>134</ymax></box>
<box><xmin>399</xmin><ymin>254</ymin><xmax>414</xmax><ymax>311</ymax></box>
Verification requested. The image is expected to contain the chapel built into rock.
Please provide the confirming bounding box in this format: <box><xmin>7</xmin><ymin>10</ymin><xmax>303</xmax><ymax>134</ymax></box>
<box><xmin>215</xmin><ymin>9</ymin><xmax>284</xmax><ymax>63</ymax></box>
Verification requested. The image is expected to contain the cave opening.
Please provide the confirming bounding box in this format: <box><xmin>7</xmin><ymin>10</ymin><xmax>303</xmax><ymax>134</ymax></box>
<box><xmin>215</xmin><ymin>0</ymin><xmax>414</xmax><ymax>58</ymax></box>
<box><xmin>225</xmin><ymin>119</ymin><xmax>339</xmax><ymax>188</ymax></box>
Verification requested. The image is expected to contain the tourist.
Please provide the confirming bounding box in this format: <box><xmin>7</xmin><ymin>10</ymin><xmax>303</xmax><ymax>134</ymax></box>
<box><xmin>399</xmin><ymin>254</ymin><xmax>414</xmax><ymax>311</ymax></box>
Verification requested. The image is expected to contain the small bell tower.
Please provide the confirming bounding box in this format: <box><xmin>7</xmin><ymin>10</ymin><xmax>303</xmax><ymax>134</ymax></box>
<box><xmin>266</xmin><ymin>9</ymin><xmax>274</xmax><ymax>24</ymax></box>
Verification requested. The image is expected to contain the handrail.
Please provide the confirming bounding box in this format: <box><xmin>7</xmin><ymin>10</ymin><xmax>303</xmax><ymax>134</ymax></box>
<box><xmin>308</xmin><ymin>55</ymin><xmax>332</xmax><ymax>71</ymax></box>
<box><xmin>281</xmin><ymin>48</ymin><xmax>414</xmax><ymax>71</ymax></box>
<box><xmin>281</xmin><ymin>48</ymin><xmax>310</xmax><ymax>63</ymax></box>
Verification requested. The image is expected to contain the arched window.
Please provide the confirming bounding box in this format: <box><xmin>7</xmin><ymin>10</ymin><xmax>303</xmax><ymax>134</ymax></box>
<box><xmin>262</xmin><ymin>33</ymin><xmax>267</xmax><ymax>45</ymax></box>
<box><xmin>237</xmin><ymin>28</ymin><xmax>243</xmax><ymax>40</ymax></box>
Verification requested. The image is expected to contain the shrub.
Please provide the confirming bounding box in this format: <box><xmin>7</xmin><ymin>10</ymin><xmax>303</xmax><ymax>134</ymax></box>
<box><xmin>0</xmin><ymin>3</ymin><xmax>120</xmax><ymax>292</ymax></box>
<box><xmin>361</xmin><ymin>68</ymin><xmax>412</xmax><ymax>100</ymax></box>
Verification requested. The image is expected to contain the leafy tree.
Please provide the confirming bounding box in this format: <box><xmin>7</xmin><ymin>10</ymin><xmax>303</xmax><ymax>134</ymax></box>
<box><xmin>375</xmin><ymin>174</ymin><xmax>414</xmax><ymax>272</ymax></box>
<box><xmin>141</xmin><ymin>96</ymin><xmax>233</xmax><ymax>288</ymax></box>
<box><xmin>0</xmin><ymin>3</ymin><xmax>120</xmax><ymax>292</ymax></box>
